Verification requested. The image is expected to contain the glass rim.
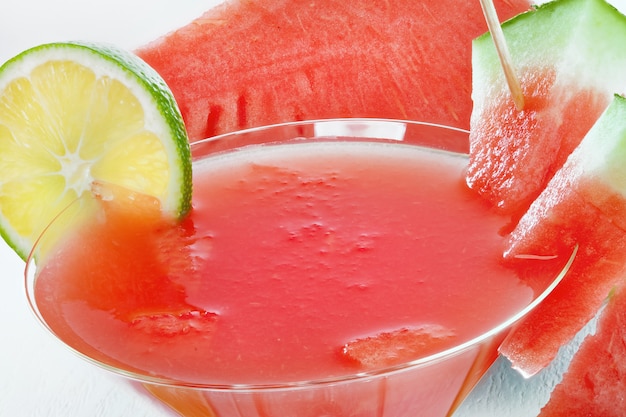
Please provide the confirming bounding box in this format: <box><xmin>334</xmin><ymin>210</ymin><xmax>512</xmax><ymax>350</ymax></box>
<box><xmin>190</xmin><ymin>117</ymin><xmax>470</xmax><ymax>160</ymax></box>
<box><xmin>193</xmin><ymin>117</ymin><xmax>471</xmax><ymax>142</ymax></box>
<box><xmin>23</xmin><ymin>118</ymin><xmax>575</xmax><ymax>391</ymax></box>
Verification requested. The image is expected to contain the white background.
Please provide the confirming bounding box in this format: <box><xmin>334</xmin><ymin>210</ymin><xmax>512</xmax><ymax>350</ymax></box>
<box><xmin>0</xmin><ymin>1</ymin><xmax>624</xmax><ymax>416</ymax></box>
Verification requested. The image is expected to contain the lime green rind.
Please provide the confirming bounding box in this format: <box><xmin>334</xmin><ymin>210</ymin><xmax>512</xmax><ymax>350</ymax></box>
<box><xmin>572</xmin><ymin>94</ymin><xmax>626</xmax><ymax>193</ymax></box>
<box><xmin>472</xmin><ymin>0</ymin><xmax>626</xmax><ymax>106</ymax></box>
<box><xmin>0</xmin><ymin>220</ymin><xmax>27</xmax><ymax>260</ymax></box>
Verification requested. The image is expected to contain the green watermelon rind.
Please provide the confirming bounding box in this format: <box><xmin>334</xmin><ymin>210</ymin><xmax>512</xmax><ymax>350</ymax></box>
<box><xmin>569</xmin><ymin>94</ymin><xmax>626</xmax><ymax>196</ymax></box>
<box><xmin>471</xmin><ymin>0</ymin><xmax>626</xmax><ymax>107</ymax></box>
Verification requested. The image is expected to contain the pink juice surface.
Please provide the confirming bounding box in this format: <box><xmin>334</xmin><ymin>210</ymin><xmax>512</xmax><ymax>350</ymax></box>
<box><xmin>34</xmin><ymin>140</ymin><xmax>532</xmax><ymax>386</ymax></box>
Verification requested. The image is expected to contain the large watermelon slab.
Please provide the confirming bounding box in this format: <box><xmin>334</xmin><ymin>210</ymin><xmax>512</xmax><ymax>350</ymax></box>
<box><xmin>467</xmin><ymin>0</ymin><xmax>626</xmax><ymax>221</ymax></box>
<box><xmin>538</xmin><ymin>282</ymin><xmax>626</xmax><ymax>416</ymax></box>
<box><xmin>501</xmin><ymin>94</ymin><xmax>626</xmax><ymax>377</ymax></box>
<box><xmin>135</xmin><ymin>0</ymin><xmax>530</xmax><ymax>143</ymax></box>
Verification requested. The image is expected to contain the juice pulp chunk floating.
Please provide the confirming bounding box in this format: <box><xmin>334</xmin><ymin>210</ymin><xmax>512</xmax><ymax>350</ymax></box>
<box><xmin>30</xmin><ymin>137</ymin><xmax>567</xmax><ymax>387</ymax></box>
<box><xmin>135</xmin><ymin>0</ymin><xmax>531</xmax><ymax>142</ymax></box>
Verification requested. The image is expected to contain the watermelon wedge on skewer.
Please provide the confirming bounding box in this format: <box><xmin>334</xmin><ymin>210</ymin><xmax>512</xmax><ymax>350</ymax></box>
<box><xmin>501</xmin><ymin>94</ymin><xmax>626</xmax><ymax>377</ymax></box>
<box><xmin>524</xmin><ymin>98</ymin><xmax>626</xmax><ymax>410</ymax></box>
<box><xmin>467</xmin><ymin>0</ymin><xmax>626</xmax><ymax>222</ymax></box>
<box><xmin>465</xmin><ymin>0</ymin><xmax>626</xmax><ymax>378</ymax></box>
<box><xmin>135</xmin><ymin>0</ymin><xmax>531</xmax><ymax>143</ymax></box>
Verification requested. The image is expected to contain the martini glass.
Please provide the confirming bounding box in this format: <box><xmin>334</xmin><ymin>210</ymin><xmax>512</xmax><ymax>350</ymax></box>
<box><xmin>24</xmin><ymin>119</ymin><xmax>573</xmax><ymax>417</ymax></box>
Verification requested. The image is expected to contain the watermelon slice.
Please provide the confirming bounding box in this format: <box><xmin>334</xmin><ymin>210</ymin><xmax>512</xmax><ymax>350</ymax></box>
<box><xmin>135</xmin><ymin>0</ymin><xmax>531</xmax><ymax>144</ymax></box>
<box><xmin>500</xmin><ymin>94</ymin><xmax>626</xmax><ymax>377</ymax></box>
<box><xmin>467</xmin><ymin>0</ymin><xmax>626</xmax><ymax>221</ymax></box>
<box><xmin>538</xmin><ymin>285</ymin><xmax>626</xmax><ymax>416</ymax></box>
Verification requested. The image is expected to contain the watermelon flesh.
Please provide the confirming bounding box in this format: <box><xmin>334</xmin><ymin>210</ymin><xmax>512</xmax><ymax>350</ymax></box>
<box><xmin>538</xmin><ymin>283</ymin><xmax>626</xmax><ymax>416</ymax></box>
<box><xmin>135</xmin><ymin>0</ymin><xmax>531</xmax><ymax>144</ymax></box>
<box><xmin>467</xmin><ymin>0</ymin><xmax>626</xmax><ymax>221</ymax></box>
<box><xmin>501</xmin><ymin>94</ymin><xmax>626</xmax><ymax>378</ymax></box>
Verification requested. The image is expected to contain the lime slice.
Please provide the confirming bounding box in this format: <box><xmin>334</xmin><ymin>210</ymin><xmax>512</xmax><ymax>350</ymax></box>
<box><xmin>0</xmin><ymin>41</ymin><xmax>192</xmax><ymax>260</ymax></box>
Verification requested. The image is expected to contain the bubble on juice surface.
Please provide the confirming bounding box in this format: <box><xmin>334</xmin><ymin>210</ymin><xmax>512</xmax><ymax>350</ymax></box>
<box><xmin>342</xmin><ymin>325</ymin><xmax>457</xmax><ymax>369</ymax></box>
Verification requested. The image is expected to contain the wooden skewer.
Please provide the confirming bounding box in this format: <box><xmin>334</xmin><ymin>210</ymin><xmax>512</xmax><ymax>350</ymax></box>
<box><xmin>479</xmin><ymin>0</ymin><xmax>525</xmax><ymax>111</ymax></box>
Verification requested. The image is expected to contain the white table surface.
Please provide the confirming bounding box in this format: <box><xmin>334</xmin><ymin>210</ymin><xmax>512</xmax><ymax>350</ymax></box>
<box><xmin>0</xmin><ymin>1</ymin><xmax>623</xmax><ymax>416</ymax></box>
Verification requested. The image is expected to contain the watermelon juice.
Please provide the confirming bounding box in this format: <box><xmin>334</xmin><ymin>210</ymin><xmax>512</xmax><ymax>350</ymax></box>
<box><xmin>26</xmin><ymin>120</ymin><xmax>569</xmax><ymax>417</ymax></box>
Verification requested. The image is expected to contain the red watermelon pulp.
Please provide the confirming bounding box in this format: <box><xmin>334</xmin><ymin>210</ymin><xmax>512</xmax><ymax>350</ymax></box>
<box><xmin>538</xmin><ymin>282</ymin><xmax>626</xmax><ymax>416</ymax></box>
<box><xmin>516</xmin><ymin>94</ymin><xmax>626</xmax><ymax>414</ymax></box>
<box><xmin>467</xmin><ymin>0</ymin><xmax>626</xmax><ymax>222</ymax></box>
<box><xmin>466</xmin><ymin>0</ymin><xmax>626</xmax><ymax>377</ymax></box>
<box><xmin>135</xmin><ymin>0</ymin><xmax>531</xmax><ymax>145</ymax></box>
<box><xmin>502</xmin><ymin>95</ymin><xmax>626</xmax><ymax>378</ymax></box>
